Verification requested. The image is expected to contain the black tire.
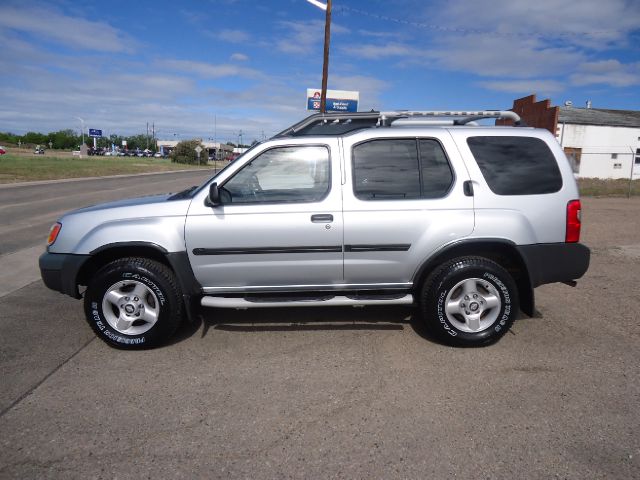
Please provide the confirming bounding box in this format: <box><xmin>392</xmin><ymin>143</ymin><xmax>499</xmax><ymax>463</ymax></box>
<box><xmin>84</xmin><ymin>257</ymin><xmax>183</xmax><ymax>349</ymax></box>
<box><xmin>420</xmin><ymin>256</ymin><xmax>519</xmax><ymax>347</ymax></box>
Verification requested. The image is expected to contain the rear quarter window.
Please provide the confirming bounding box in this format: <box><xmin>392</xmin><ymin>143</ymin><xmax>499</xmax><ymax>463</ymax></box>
<box><xmin>467</xmin><ymin>136</ymin><xmax>562</xmax><ymax>195</ymax></box>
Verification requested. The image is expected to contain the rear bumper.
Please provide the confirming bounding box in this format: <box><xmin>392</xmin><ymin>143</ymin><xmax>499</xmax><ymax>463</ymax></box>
<box><xmin>517</xmin><ymin>243</ymin><xmax>590</xmax><ymax>288</ymax></box>
<box><xmin>39</xmin><ymin>252</ymin><xmax>89</xmax><ymax>298</ymax></box>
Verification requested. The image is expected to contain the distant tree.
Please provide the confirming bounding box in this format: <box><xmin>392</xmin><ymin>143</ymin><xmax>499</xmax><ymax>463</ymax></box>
<box><xmin>171</xmin><ymin>139</ymin><xmax>206</xmax><ymax>165</ymax></box>
<box><xmin>0</xmin><ymin>132</ymin><xmax>22</xmax><ymax>145</ymax></box>
<box><xmin>125</xmin><ymin>134</ymin><xmax>152</xmax><ymax>150</ymax></box>
<box><xmin>22</xmin><ymin>131</ymin><xmax>47</xmax><ymax>146</ymax></box>
<box><xmin>50</xmin><ymin>129</ymin><xmax>80</xmax><ymax>149</ymax></box>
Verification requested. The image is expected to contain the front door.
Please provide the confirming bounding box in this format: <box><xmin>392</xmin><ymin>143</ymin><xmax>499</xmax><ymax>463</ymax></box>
<box><xmin>185</xmin><ymin>140</ymin><xmax>343</xmax><ymax>292</ymax></box>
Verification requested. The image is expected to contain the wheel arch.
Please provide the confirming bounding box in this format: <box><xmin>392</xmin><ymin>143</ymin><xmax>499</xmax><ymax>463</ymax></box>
<box><xmin>77</xmin><ymin>242</ymin><xmax>201</xmax><ymax>297</ymax></box>
<box><xmin>413</xmin><ymin>239</ymin><xmax>535</xmax><ymax>316</ymax></box>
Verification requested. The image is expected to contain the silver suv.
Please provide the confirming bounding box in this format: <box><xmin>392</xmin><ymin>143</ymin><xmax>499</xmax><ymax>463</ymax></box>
<box><xmin>40</xmin><ymin>110</ymin><xmax>590</xmax><ymax>348</ymax></box>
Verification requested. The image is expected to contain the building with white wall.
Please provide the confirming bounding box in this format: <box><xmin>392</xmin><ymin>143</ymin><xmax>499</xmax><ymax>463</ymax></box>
<box><xmin>557</xmin><ymin>107</ymin><xmax>640</xmax><ymax>179</ymax></box>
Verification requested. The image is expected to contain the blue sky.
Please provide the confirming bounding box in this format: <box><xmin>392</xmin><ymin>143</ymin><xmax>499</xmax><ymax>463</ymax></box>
<box><xmin>1</xmin><ymin>0</ymin><xmax>639</xmax><ymax>143</ymax></box>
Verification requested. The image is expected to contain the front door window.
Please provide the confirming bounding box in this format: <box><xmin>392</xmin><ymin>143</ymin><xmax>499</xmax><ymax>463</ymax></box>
<box><xmin>223</xmin><ymin>145</ymin><xmax>330</xmax><ymax>204</ymax></box>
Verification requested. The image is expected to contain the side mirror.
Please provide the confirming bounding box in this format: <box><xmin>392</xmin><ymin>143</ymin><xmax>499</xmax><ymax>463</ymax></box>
<box><xmin>207</xmin><ymin>182</ymin><xmax>221</xmax><ymax>206</ymax></box>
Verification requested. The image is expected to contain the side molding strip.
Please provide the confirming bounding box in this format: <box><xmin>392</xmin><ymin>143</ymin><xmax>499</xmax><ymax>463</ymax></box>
<box><xmin>344</xmin><ymin>244</ymin><xmax>411</xmax><ymax>252</ymax></box>
<box><xmin>193</xmin><ymin>246</ymin><xmax>343</xmax><ymax>255</ymax></box>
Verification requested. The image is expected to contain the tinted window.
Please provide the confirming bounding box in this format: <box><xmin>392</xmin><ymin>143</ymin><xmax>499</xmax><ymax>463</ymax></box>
<box><xmin>223</xmin><ymin>145</ymin><xmax>329</xmax><ymax>203</ymax></box>
<box><xmin>419</xmin><ymin>139</ymin><xmax>454</xmax><ymax>198</ymax></box>
<box><xmin>467</xmin><ymin>136</ymin><xmax>562</xmax><ymax>195</ymax></box>
<box><xmin>353</xmin><ymin>139</ymin><xmax>420</xmax><ymax>199</ymax></box>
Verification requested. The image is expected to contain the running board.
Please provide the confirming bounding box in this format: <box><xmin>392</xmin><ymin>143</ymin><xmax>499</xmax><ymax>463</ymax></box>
<box><xmin>201</xmin><ymin>294</ymin><xmax>414</xmax><ymax>309</ymax></box>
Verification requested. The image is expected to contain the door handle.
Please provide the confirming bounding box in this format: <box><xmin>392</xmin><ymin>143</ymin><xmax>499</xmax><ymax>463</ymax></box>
<box><xmin>311</xmin><ymin>214</ymin><xmax>333</xmax><ymax>223</ymax></box>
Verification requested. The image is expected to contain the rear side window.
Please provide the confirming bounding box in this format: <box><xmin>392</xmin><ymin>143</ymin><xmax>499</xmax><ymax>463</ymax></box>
<box><xmin>353</xmin><ymin>138</ymin><xmax>453</xmax><ymax>200</ymax></box>
<box><xmin>467</xmin><ymin>136</ymin><xmax>562</xmax><ymax>195</ymax></box>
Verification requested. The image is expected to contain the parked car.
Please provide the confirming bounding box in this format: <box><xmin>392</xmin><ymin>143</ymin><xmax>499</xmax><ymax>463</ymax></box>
<box><xmin>39</xmin><ymin>110</ymin><xmax>590</xmax><ymax>349</ymax></box>
<box><xmin>34</xmin><ymin>148</ymin><xmax>45</xmax><ymax>155</ymax></box>
<box><xmin>153</xmin><ymin>152</ymin><xmax>163</xmax><ymax>158</ymax></box>
<box><xmin>0</xmin><ymin>146</ymin><xmax>6</xmax><ymax>155</ymax></box>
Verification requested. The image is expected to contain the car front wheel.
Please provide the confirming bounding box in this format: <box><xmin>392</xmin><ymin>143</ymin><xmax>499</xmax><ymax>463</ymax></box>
<box><xmin>84</xmin><ymin>257</ymin><xmax>183</xmax><ymax>349</ymax></box>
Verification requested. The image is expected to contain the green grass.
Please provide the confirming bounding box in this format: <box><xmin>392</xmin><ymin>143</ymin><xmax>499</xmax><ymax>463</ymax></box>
<box><xmin>0</xmin><ymin>154</ymin><xmax>213</xmax><ymax>183</ymax></box>
<box><xmin>577</xmin><ymin>178</ymin><xmax>640</xmax><ymax>197</ymax></box>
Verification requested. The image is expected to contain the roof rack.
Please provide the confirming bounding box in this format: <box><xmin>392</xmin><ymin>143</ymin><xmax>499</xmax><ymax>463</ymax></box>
<box><xmin>273</xmin><ymin>110</ymin><xmax>524</xmax><ymax>138</ymax></box>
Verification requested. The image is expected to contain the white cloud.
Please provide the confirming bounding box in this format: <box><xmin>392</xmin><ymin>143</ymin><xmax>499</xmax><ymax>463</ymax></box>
<box><xmin>328</xmin><ymin>74</ymin><xmax>389</xmax><ymax>110</ymax></box>
<box><xmin>341</xmin><ymin>42</ymin><xmax>421</xmax><ymax>60</ymax></box>
<box><xmin>570</xmin><ymin>60</ymin><xmax>640</xmax><ymax>87</ymax></box>
<box><xmin>429</xmin><ymin>35</ymin><xmax>582</xmax><ymax>78</ymax></box>
<box><xmin>339</xmin><ymin>0</ymin><xmax>639</xmax><ymax>95</ymax></box>
<box><xmin>216</xmin><ymin>29</ymin><xmax>251</xmax><ymax>43</ymax></box>
<box><xmin>162</xmin><ymin>60</ymin><xmax>262</xmax><ymax>79</ymax></box>
<box><xmin>0</xmin><ymin>4</ymin><xmax>135</xmax><ymax>53</ymax></box>
<box><xmin>275</xmin><ymin>20</ymin><xmax>349</xmax><ymax>55</ymax></box>
<box><xmin>479</xmin><ymin>79</ymin><xmax>565</xmax><ymax>95</ymax></box>
<box><xmin>431</xmin><ymin>0</ymin><xmax>639</xmax><ymax>47</ymax></box>
<box><xmin>230</xmin><ymin>53</ymin><xmax>249</xmax><ymax>62</ymax></box>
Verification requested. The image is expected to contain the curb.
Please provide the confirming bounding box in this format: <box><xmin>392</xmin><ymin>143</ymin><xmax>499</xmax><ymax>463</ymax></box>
<box><xmin>0</xmin><ymin>168</ymin><xmax>212</xmax><ymax>189</ymax></box>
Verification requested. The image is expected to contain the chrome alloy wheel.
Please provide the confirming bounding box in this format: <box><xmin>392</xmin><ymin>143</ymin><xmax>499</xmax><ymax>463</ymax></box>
<box><xmin>444</xmin><ymin>277</ymin><xmax>501</xmax><ymax>333</ymax></box>
<box><xmin>102</xmin><ymin>280</ymin><xmax>160</xmax><ymax>335</ymax></box>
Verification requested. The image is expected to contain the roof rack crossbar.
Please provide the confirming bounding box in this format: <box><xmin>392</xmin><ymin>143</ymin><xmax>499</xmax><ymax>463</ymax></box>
<box><xmin>380</xmin><ymin>110</ymin><xmax>522</xmax><ymax>125</ymax></box>
<box><xmin>273</xmin><ymin>110</ymin><xmax>523</xmax><ymax>138</ymax></box>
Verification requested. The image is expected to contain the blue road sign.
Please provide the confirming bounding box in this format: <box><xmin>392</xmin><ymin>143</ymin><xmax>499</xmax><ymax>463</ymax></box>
<box><xmin>88</xmin><ymin>128</ymin><xmax>102</xmax><ymax>138</ymax></box>
<box><xmin>307</xmin><ymin>98</ymin><xmax>358</xmax><ymax>113</ymax></box>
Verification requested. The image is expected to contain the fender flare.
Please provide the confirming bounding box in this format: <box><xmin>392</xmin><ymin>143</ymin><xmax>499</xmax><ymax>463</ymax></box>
<box><xmin>412</xmin><ymin>238</ymin><xmax>535</xmax><ymax>316</ymax></box>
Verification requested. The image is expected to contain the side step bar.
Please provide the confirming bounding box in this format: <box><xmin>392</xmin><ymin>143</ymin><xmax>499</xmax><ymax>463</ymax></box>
<box><xmin>201</xmin><ymin>294</ymin><xmax>414</xmax><ymax>309</ymax></box>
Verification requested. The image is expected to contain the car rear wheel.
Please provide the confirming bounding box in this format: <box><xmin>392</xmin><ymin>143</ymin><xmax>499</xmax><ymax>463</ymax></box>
<box><xmin>420</xmin><ymin>256</ymin><xmax>519</xmax><ymax>346</ymax></box>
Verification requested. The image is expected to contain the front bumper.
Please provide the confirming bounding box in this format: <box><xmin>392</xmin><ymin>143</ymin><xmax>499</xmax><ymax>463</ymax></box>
<box><xmin>517</xmin><ymin>243</ymin><xmax>590</xmax><ymax>288</ymax></box>
<box><xmin>39</xmin><ymin>251</ymin><xmax>90</xmax><ymax>298</ymax></box>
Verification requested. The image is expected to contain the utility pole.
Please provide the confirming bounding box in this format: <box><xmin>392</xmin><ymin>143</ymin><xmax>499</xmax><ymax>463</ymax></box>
<box><xmin>320</xmin><ymin>0</ymin><xmax>332</xmax><ymax>113</ymax></box>
<box><xmin>146</xmin><ymin>122</ymin><xmax>149</xmax><ymax>149</ymax></box>
<box><xmin>306</xmin><ymin>0</ymin><xmax>332</xmax><ymax>113</ymax></box>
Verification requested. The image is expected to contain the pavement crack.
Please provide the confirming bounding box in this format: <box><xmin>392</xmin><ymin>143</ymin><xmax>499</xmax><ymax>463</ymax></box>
<box><xmin>0</xmin><ymin>336</ymin><xmax>96</xmax><ymax>419</ymax></box>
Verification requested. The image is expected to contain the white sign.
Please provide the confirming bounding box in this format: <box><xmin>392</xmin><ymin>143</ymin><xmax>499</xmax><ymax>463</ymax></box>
<box><xmin>122</xmin><ymin>140</ymin><xmax>127</xmax><ymax>147</ymax></box>
<box><xmin>306</xmin><ymin>88</ymin><xmax>359</xmax><ymax>112</ymax></box>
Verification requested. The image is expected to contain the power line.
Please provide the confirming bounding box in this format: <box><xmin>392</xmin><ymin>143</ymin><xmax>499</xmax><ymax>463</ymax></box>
<box><xmin>336</xmin><ymin>5</ymin><xmax>621</xmax><ymax>39</ymax></box>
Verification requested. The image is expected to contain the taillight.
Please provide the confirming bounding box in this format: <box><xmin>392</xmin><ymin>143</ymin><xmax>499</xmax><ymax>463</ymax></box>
<box><xmin>47</xmin><ymin>222</ymin><xmax>62</xmax><ymax>246</ymax></box>
<box><xmin>566</xmin><ymin>200</ymin><xmax>581</xmax><ymax>243</ymax></box>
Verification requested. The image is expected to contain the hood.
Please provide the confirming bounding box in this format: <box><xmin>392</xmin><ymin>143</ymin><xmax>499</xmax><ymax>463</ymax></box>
<box><xmin>72</xmin><ymin>193</ymin><xmax>174</xmax><ymax>214</ymax></box>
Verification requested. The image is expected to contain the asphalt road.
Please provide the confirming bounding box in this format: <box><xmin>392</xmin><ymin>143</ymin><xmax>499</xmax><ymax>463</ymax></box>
<box><xmin>0</xmin><ymin>175</ymin><xmax>638</xmax><ymax>479</ymax></box>
<box><xmin>0</xmin><ymin>170</ymin><xmax>212</xmax><ymax>255</ymax></box>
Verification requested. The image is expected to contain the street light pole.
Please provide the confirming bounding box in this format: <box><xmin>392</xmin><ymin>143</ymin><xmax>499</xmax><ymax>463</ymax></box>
<box><xmin>76</xmin><ymin>117</ymin><xmax>85</xmax><ymax>146</ymax></box>
<box><xmin>306</xmin><ymin>0</ymin><xmax>332</xmax><ymax>114</ymax></box>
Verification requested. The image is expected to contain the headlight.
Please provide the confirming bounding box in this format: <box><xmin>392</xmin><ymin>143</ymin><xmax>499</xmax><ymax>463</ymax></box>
<box><xmin>47</xmin><ymin>222</ymin><xmax>62</xmax><ymax>246</ymax></box>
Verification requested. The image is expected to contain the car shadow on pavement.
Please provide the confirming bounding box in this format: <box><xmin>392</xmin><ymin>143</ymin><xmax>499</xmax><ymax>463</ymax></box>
<box><xmin>168</xmin><ymin>304</ymin><xmax>447</xmax><ymax>346</ymax></box>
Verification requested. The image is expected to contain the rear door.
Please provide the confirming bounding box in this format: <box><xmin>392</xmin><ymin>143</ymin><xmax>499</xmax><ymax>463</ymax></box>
<box><xmin>341</xmin><ymin>130</ymin><xmax>475</xmax><ymax>287</ymax></box>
